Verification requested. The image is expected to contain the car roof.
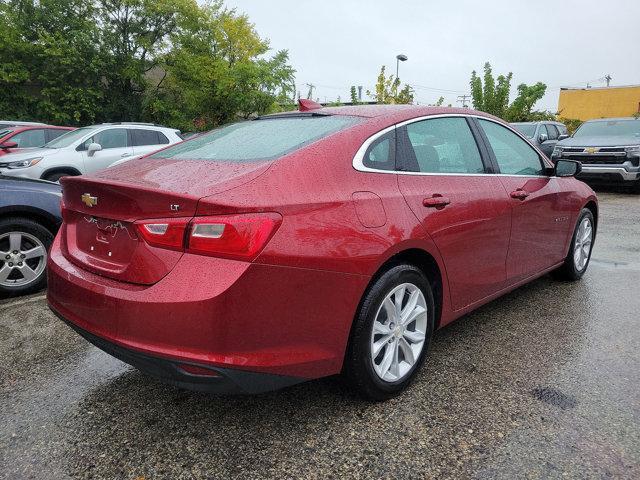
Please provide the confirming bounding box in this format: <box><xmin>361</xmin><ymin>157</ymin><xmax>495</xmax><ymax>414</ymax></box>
<box><xmin>583</xmin><ymin>117</ymin><xmax>640</xmax><ymax>123</ymax></box>
<box><xmin>266</xmin><ymin>105</ymin><xmax>501</xmax><ymax>124</ymax></box>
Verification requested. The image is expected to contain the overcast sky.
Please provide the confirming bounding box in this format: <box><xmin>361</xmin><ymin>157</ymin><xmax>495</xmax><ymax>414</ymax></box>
<box><xmin>224</xmin><ymin>0</ymin><xmax>640</xmax><ymax>111</ymax></box>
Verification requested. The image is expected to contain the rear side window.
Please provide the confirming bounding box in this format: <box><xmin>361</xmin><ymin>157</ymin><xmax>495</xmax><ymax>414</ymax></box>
<box><xmin>363</xmin><ymin>131</ymin><xmax>395</xmax><ymax>171</ymax></box>
<box><xmin>478</xmin><ymin>119</ymin><xmax>544</xmax><ymax>176</ymax></box>
<box><xmin>402</xmin><ymin>117</ymin><xmax>485</xmax><ymax>174</ymax></box>
<box><xmin>150</xmin><ymin>115</ymin><xmax>360</xmax><ymax>162</ymax></box>
<box><xmin>131</xmin><ymin>129</ymin><xmax>169</xmax><ymax>146</ymax></box>
<box><xmin>11</xmin><ymin>129</ymin><xmax>46</xmax><ymax>148</ymax></box>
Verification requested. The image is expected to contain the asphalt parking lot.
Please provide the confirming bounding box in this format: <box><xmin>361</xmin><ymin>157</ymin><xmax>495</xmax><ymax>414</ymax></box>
<box><xmin>1</xmin><ymin>191</ymin><xmax>639</xmax><ymax>479</ymax></box>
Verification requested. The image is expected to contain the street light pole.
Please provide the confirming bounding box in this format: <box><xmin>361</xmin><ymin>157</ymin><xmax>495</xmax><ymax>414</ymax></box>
<box><xmin>395</xmin><ymin>54</ymin><xmax>408</xmax><ymax>79</ymax></box>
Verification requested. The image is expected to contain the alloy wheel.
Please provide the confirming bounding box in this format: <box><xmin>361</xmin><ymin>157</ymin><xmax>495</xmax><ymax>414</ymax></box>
<box><xmin>573</xmin><ymin>217</ymin><xmax>593</xmax><ymax>272</ymax></box>
<box><xmin>370</xmin><ymin>283</ymin><xmax>428</xmax><ymax>382</ymax></box>
<box><xmin>0</xmin><ymin>231</ymin><xmax>47</xmax><ymax>288</ymax></box>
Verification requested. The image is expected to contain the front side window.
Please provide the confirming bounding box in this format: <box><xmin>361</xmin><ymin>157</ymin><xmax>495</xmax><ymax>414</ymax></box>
<box><xmin>11</xmin><ymin>129</ymin><xmax>46</xmax><ymax>148</ymax></box>
<box><xmin>538</xmin><ymin>124</ymin><xmax>549</xmax><ymax>140</ymax></box>
<box><xmin>478</xmin><ymin>119</ymin><xmax>544</xmax><ymax>176</ymax></box>
<box><xmin>402</xmin><ymin>117</ymin><xmax>485</xmax><ymax>174</ymax></box>
<box><xmin>546</xmin><ymin>124</ymin><xmax>559</xmax><ymax>140</ymax></box>
<box><xmin>150</xmin><ymin>115</ymin><xmax>360</xmax><ymax>162</ymax></box>
<box><xmin>83</xmin><ymin>129</ymin><xmax>128</xmax><ymax>150</ymax></box>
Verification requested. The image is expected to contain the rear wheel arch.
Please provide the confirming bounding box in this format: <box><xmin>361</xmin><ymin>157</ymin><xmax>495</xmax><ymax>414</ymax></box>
<box><xmin>0</xmin><ymin>208</ymin><xmax>59</xmax><ymax>237</ymax></box>
<box><xmin>378</xmin><ymin>249</ymin><xmax>444</xmax><ymax>329</ymax></box>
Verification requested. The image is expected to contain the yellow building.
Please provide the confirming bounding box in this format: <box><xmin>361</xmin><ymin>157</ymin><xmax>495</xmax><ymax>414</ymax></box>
<box><xmin>557</xmin><ymin>84</ymin><xmax>640</xmax><ymax>121</ymax></box>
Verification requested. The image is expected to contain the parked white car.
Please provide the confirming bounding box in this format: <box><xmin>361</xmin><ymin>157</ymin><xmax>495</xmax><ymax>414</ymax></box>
<box><xmin>0</xmin><ymin>123</ymin><xmax>182</xmax><ymax>181</ymax></box>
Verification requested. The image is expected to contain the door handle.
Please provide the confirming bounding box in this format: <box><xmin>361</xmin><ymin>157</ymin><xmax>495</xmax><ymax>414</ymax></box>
<box><xmin>121</xmin><ymin>153</ymin><xmax>131</xmax><ymax>158</ymax></box>
<box><xmin>510</xmin><ymin>189</ymin><xmax>529</xmax><ymax>200</ymax></box>
<box><xmin>423</xmin><ymin>194</ymin><xmax>451</xmax><ymax>208</ymax></box>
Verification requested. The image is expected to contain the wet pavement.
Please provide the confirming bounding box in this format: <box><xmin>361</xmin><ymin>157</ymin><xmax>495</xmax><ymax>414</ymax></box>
<box><xmin>1</xmin><ymin>191</ymin><xmax>639</xmax><ymax>479</ymax></box>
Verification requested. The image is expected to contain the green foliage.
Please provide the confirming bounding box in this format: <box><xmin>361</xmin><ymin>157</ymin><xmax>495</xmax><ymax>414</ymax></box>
<box><xmin>0</xmin><ymin>0</ymin><xmax>295</xmax><ymax>129</ymax></box>
<box><xmin>470</xmin><ymin>62</ymin><xmax>512</xmax><ymax>118</ymax></box>
<box><xmin>506</xmin><ymin>82</ymin><xmax>548</xmax><ymax>122</ymax></box>
<box><xmin>470</xmin><ymin>62</ymin><xmax>550</xmax><ymax>122</ymax></box>
<box><xmin>367</xmin><ymin>66</ymin><xmax>414</xmax><ymax>105</ymax></box>
<box><xmin>350</xmin><ymin>86</ymin><xmax>359</xmax><ymax>105</ymax></box>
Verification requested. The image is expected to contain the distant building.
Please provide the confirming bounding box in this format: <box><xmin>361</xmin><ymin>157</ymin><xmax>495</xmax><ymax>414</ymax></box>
<box><xmin>558</xmin><ymin>84</ymin><xmax>640</xmax><ymax>121</ymax></box>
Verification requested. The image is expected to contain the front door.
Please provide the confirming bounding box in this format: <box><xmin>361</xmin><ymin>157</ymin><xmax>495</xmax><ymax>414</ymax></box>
<box><xmin>476</xmin><ymin>118</ymin><xmax>572</xmax><ymax>282</ymax></box>
<box><xmin>396</xmin><ymin>116</ymin><xmax>512</xmax><ymax>311</ymax></box>
<box><xmin>81</xmin><ymin>128</ymin><xmax>133</xmax><ymax>173</ymax></box>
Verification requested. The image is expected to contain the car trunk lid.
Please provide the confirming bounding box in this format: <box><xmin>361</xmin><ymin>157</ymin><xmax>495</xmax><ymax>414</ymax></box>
<box><xmin>59</xmin><ymin>159</ymin><xmax>271</xmax><ymax>285</ymax></box>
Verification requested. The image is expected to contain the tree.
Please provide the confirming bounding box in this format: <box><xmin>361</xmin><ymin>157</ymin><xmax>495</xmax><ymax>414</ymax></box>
<box><xmin>0</xmin><ymin>0</ymin><xmax>107</xmax><ymax>125</ymax></box>
<box><xmin>367</xmin><ymin>66</ymin><xmax>413</xmax><ymax>104</ymax></box>
<box><xmin>0</xmin><ymin>0</ymin><xmax>296</xmax><ymax>130</ymax></box>
<box><xmin>506</xmin><ymin>82</ymin><xmax>548</xmax><ymax>121</ymax></box>
<box><xmin>470</xmin><ymin>62</ymin><xmax>551</xmax><ymax>122</ymax></box>
<box><xmin>350</xmin><ymin>86</ymin><xmax>359</xmax><ymax>105</ymax></box>
<box><xmin>470</xmin><ymin>62</ymin><xmax>512</xmax><ymax>118</ymax></box>
<box><xmin>145</xmin><ymin>3</ymin><xmax>295</xmax><ymax>130</ymax></box>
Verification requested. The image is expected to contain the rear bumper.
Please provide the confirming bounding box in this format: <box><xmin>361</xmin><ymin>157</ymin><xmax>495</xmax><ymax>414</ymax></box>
<box><xmin>47</xmin><ymin>233</ymin><xmax>367</xmax><ymax>383</ymax></box>
<box><xmin>52</xmin><ymin>307</ymin><xmax>303</xmax><ymax>394</ymax></box>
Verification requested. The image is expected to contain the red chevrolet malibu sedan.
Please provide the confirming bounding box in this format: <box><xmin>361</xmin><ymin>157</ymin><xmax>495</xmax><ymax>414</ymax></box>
<box><xmin>47</xmin><ymin>104</ymin><xmax>597</xmax><ymax>400</ymax></box>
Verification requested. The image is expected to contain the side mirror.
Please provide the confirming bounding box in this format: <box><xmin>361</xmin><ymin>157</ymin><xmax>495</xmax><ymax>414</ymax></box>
<box><xmin>87</xmin><ymin>142</ymin><xmax>102</xmax><ymax>156</ymax></box>
<box><xmin>0</xmin><ymin>140</ymin><xmax>18</xmax><ymax>149</ymax></box>
<box><xmin>558</xmin><ymin>134</ymin><xmax>569</xmax><ymax>140</ymax></box>
<box><xmin>538</xmin><ymin>133</ymin><xmax>548</xmax><ymax>143</ymax></box>
<box><xmin>555</xmin><ymin>159</ymin><xmax>582</xmax><ymax>177</ymax></box>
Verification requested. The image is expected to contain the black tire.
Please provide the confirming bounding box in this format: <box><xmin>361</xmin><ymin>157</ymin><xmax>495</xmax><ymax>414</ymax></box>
<box><xmin>343</xmin><ymin>263</ymin><xmax>435</xmax><ymax>401</ymax></box>
<box><xmin>43</xmin><ymin>171</ymin><xmax>75</xmax><ymax>183</ymax></box>
<box><xmin>0</xmin><ymin>217</ymin><xmax>54</xmax><ymax>297</ymax></box>
<box><xmin>552</xmin><ymin>208</ymin><xmax>595</xmax><ymax>281</ymax></box>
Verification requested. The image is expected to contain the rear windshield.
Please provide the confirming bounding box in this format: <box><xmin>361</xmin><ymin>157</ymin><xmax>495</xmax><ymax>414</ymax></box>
<box><xmin>573</xmin><ymin>119</ymin><xmax>640</xmax><ymax>138</ymax></box>
<box><xmin>512</xmin><ymin>123</ymin><xmax>536</xmax><ymax>138</ymax></box>
<box><xmin>149</xmin><ymin>115</ymin><xmax>361</xmax><ymax>162</ymax></box>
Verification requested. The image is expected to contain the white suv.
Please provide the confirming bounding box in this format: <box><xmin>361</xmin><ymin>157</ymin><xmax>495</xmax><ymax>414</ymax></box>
<box><xmin>0</xmin><ymin>123</ymin><xmax>182</xmax><ymax>182</ymax></box>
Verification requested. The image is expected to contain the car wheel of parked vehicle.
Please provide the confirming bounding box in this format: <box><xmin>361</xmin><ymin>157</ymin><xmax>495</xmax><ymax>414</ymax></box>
<box><xmin>343</xmin><ymin>264</ymin><xmax>435</xmax><ymax>401</ymax></box>
<box><xmin>553</xmin><ymin>208</ymin><xmax>595</xmax><ymax>281</ymax></box>
<box><xmin>43</xmin><ymin>172</ymin><xmax>74</xmax><ymax>183</ymax></box>
<box><xmin>0</xmin><ymin>218</ymin><xmax>53</xmax><ymax>296</ymax></box>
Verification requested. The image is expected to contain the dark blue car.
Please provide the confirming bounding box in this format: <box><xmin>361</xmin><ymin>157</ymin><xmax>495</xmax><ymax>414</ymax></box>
<box><xmin>0</xmin><ymin>175</ymin><xmax>61</xmax><ymax>296</ymax></box>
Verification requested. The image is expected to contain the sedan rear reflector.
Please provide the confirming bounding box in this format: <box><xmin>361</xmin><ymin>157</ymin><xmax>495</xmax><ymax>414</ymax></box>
<box><xmin>134</xmin><ymin>213</ymin><xmax>281</xmax><ymax>261</ymax></box>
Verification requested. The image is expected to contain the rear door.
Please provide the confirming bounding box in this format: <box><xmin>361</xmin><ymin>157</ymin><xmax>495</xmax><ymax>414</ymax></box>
<box><xmin>80</xmin><ymin>128</ymin><xmax>133</xmax><ymax>172</ymax></box>
<box><xmin>475</xmin><ymin>118</ymin><xmax>572</xmax><ymax>282</ymax></box>
<box><xmin>396</xmin><ymin>116</ymin><xmax>512</xmax><ymax>311</ymax></box>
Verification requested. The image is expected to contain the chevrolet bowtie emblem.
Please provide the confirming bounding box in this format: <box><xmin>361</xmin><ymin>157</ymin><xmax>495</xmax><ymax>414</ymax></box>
<box><xmin>585</xmin><ymin>147</ymin><xmax>599</xmax><ymax>154</ymax></box>
<box><xmin>81</xmin><ymin>193</ymin><xmax>98</xmax><ymax>207</ymax></box>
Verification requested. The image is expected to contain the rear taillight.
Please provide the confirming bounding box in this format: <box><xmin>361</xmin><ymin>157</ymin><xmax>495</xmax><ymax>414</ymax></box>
<box><xmin>134</xmin><ymin>213</ymin><xmax>281</xmax><ymax>261</ymax></box>
<box><xmin>135</xmin><ymin>218</ymin><xmax>190</xmax><ymax>252</ymax></box>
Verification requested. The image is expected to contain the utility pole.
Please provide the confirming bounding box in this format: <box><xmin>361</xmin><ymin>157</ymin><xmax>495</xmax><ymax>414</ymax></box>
<box><xmin>604</xmin><ymin>74</ymin><xmax>612</xmax><ymax>87</ymax></box>
<box><xmin>305</xmin><ymin>83</ymin><xmax>315</xmax><ymax>100</ymax></box>
<box><xmin>456</xmin><ymin>94</ymin><xmax>471</xmax><ymax>108</ymax></box>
